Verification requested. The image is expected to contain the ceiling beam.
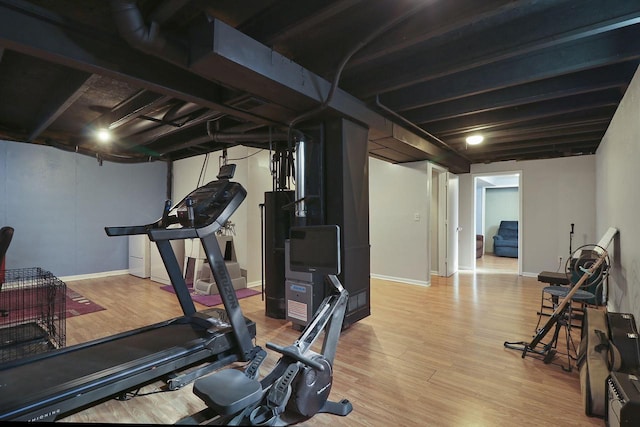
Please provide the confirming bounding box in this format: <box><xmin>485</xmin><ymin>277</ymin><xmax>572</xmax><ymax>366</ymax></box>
<box><xmin>105</xmin><ymin>91</ymin><xmax>173</xmax><ymax>130</ymax></box>
<box><xmin>344</xmin><ymin>0</ymin><xmax>539</xmax><ymax>74</ymax></box>
<box><xmin>27</xmin><ymin>73</ymin><xmax>100</xmax><ymax>142</ymax></box>
<box><xmin>239</xmin><ymin>0</ymin><xmax>364</xmax><ymax>45</ymax></box>
<box><xmin>448</xmin><ymin>123</ymin><xmax>607</xmax><ymax>147</ymax></box>
<box><xmin>401</xmin><ymin>62</ymin><xmax>635</xmax><ymax>124</ymax></box>
<box><xmin>380</xmin><ymin>25</ymin><xmax>640</xmax><ymax>111</ymax></box>
<box><xmin>346</xmin><ymin>0</ymin><xmax>640</xmax><ymax>98</ymax></box>
<box><xmin>423</xmin><ymin>90</ymin><xmax>622</xmax><ymax>136</ymax></box>
<box><xmin>435</xmin><ymin>110</ymin><xmax>617</xmax><ymax>142</ymax></box>
<box><xmin>0</xmin><ymin>0</ymin><xmax>286</xmax><ymax>128</ymax></box>
<box><xmin>461</xmin><ymin>132</ymin><xmax>604</xmax><ymax>153</ymax></box>
<box><xmin>189</xmin><ymin>18</ymin><xmax>470</xmax><ymax>172</ymax></box>
<box><xmin>0</xmin><ymin>0</ymin><xmax>471</xmax><ymax>172</ymax></box>
<box><xmin>471</xmin><ymin>141</ymin><xmax>600</xmax><ymax>161</ymax></box>
<box><xmin>118</xmin><ymin>109</ymin><xmax>223</xmax><ymax>149</ymax></box>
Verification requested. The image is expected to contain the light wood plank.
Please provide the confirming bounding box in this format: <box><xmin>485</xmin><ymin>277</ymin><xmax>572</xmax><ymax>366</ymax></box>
<box><xmin>56</xmin><ymin>259</ymin><xmax>600</xmax><ymax>426</ymax></box>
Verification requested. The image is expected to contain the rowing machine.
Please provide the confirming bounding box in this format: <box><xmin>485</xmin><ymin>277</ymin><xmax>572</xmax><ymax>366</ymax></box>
<box><xmin>179</xmin><ymin>225</ymin><xmax>352</xmax><ymax>426</ymax></box>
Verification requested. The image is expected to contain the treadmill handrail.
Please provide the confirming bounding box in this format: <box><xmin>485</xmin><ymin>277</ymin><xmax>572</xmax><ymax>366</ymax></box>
<box><xmin>104</xmin><ymin>225</ymin><xmax>149</xmax><ymax>236</ymax></box>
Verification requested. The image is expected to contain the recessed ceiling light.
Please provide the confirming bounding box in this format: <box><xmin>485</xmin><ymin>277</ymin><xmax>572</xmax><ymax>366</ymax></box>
<box><xmin>96</xmin><ymin>128</ymin><xmax>112</xmax><ymax>143</ymax></box>
<box><xmin>466</xmin><ymin>134</ymin><xmax>484</xmax><ymax>145</ymax></box>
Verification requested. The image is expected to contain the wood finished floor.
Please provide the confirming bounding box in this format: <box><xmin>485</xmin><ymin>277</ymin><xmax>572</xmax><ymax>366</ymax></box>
<box><xmin>58</xmin><ymin>255</ymin><xmax>602</xmax><ymax>426</ymax></box>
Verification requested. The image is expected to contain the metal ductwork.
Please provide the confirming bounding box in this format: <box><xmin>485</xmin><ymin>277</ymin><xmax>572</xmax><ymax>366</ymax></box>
<box><xmin>110</xmin><ymin>0</ymin><xmax>188</xmax><ymax>67</ymax></box>
<box><xmin>207</xmin><ymin>131</ymin><xmax>288</xmax><ymax>144</ymax></box>
<box><xmin>188</xmin><ymin>18</ymin><xmax>470</xmax><ymax>173</ymax></box>
<box><xmin>109</xmin><ymin>1</ymin><xmax>471</xmax><ymax>173</ymax></box>
<box><xmin>295</xmin><ymin>138</ymin><xmax>307</xmax><ymax>219</ymax></box>
<box><xmin>156</xmin><ymin>129</ymin><xmax>298</xmax><ymax>156</ymax></box>
<box><xmin>46</xmin><ymin>139</ymin><xmax>153</xmax><ymax>164</ymax></box>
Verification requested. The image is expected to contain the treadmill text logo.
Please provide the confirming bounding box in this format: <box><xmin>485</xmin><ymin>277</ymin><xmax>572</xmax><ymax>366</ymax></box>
<box><xmin>29</xmin><ymin>409</ymin><xmax>61</xmax><ymax>422</ymax></box>
<box><xmin>214</xmin><ymin>260</ymin><xmax>238</xmax><ymax>309</ymax></box>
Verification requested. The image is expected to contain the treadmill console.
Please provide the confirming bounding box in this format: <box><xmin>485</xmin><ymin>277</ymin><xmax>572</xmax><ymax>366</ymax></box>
<box><xmin>173</xmin><ymin>179</ymin><xmax>245</xmax><ymax>229</ymax></box>
<box><xmin>105</xmin><ymin>164</ymin><xmax>246</xmax><ymax>239</ymax></box>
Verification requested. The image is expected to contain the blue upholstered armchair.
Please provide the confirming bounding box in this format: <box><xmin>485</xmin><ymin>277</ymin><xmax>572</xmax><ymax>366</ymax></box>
<box><xmin>493</xmin><ymin>221</ymin><xmax>518</xmax><ymax>257</ymax></box>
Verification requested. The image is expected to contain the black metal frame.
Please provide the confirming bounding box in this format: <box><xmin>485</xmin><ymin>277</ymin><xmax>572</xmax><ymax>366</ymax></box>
<box><xmin>504</xmin><ymin>247</ymin><xmax>610</xmax><ymax>372</ymax></box>
<box><xmin>0</xmin><ymin>174</ymin><xmax>259</xmax><ymax>421</ymax></box>
<box><xmin>182</xmin><ymin>273</ymin><xmax>351</xmax><ymax>426</ymax></box>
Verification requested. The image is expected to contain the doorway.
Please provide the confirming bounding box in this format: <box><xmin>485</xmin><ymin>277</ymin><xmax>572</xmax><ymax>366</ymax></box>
<box><xmin>473</xmin><ymin>172</ymin><xmax>522</xmax><ymax>275</ymax></box>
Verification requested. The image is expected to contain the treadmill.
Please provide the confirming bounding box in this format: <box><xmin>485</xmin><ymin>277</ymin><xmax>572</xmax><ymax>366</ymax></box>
<box><xmin>0</xmin><ymin>164</ymin><xmax>260</xmax><ymax>422</ymax></box>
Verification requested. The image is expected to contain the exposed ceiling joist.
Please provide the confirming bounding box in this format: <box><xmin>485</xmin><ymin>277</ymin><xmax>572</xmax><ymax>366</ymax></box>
<box><xmin>0</xmin><ymin>0</ymin><xmax>638</xmax><ymax>168</ymax></box>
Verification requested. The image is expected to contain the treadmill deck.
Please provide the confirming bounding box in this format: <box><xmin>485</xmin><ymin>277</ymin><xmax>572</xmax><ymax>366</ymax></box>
<box><xmin>0</xmin><ymin>309</ymin><xmax>256</xmax><ymax>421</ymax></box>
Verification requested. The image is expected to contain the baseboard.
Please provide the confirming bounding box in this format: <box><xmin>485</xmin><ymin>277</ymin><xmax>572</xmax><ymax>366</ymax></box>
<box><xmin>247</xmin><ymin>280</ymin><xmax>263</xmax><ymax>289</ymax></box>
<box><xmin>60</xmin><ymin>269</ymin><xmax>130</xmax><ymax>282</ymax></box>
<box><xmin>370</xmin><ymin>273</ymin><xmax>430</xmax><ymax>287</ymax></box>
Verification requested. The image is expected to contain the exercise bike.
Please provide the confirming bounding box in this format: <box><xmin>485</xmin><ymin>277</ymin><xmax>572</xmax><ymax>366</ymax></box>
<box><xmin>179</xmin><ymin>225</ymin><xmax>353</xmax><ymax>426</ymax></box>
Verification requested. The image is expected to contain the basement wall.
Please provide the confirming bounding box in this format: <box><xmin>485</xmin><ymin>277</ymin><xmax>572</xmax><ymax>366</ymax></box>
<box><xmin>369</xmin><ymin>157</ymin><xmax>429</xmax><ymax>286</ymax></box>
<box><xmin>0</xmin><ymin>140</ymin><xmax>166</xmax><ymax>277</ymax></box>
<box><xmin>459</xmin><ymin>155</ymin><xmax>596</xmax><ymax>275</ymax></box>
<box><xmin>595</xmin><ymin>65</ymin><xmax>640</xmax><ymax>318</ymax></box>
<box><xmin>172</xmin><ymin>146</ymin><xmax>272</xmax><ymax>286</ymax></box>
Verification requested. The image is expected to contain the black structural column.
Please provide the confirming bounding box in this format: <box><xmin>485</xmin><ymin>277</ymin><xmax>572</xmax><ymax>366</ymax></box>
<box><xmin>325</xmin><ymin>118</ymin><xmax>371</xmax><ymax>327</ymax></box>
<box><xmin>264</xmin><ymin>190</ymin><xmax>295</xmax><ymax>319</ymax></box>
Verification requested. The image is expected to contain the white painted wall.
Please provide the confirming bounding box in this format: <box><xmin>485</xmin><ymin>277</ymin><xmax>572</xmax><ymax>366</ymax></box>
<box><xmin>596</xmin><ymin>65</ymin><xmax>640</xmax><ymax>319</ymax></box>
<box><xmin>369</xmin><ymin>157</ymin><xmax>430</xmax><ymax>285</ymax></box>
<box><xmin>458</xmin><ymin>156</ymin><xmax>597</xmax><ymax>276</ymax></box>
<box><xmin>172</xmin><ymin>146</ymin><xmax>272</xmax><ymax>286</ymax></box>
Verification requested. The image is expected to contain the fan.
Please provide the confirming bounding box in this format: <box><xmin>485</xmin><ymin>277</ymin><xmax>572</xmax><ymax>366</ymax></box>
<box><xmin>565</xmin><ymin>243</ymin><xmax>611</xmax><ymax>305</ymax></box>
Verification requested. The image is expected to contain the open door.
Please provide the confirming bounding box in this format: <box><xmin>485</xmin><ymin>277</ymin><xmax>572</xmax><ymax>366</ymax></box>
<box><xmin>446</xmin><ymin>173</ymin><xmax>459</xmax><ymax>277</ymax></box>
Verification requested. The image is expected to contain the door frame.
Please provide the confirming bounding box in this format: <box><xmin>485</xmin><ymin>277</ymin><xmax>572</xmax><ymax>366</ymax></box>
<box><xmin>427</xmin><ymin>162</ymin><xmax>449</xmax><ymax>277</ymax></box>
<box><xmin>446</xmin><ymin>172</ymin><xmax>459</xmax><ymax>277</ymax></box>
<box><xmin>472</xmin><ymin>171</ymin><xmax>523</xmax><ymax>275</ymax></box>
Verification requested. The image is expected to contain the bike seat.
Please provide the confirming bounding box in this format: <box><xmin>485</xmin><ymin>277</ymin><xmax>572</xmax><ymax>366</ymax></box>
<box><xmin>193</xmin><ymin>369</ymin><xmax>263</xmax><ymax>416</ymax></box>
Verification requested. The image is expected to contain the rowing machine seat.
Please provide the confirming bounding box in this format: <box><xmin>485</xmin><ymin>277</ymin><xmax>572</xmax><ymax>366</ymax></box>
<box><xmin>193</xmin><ymin>369</ymin><xmax>262</xmax><ymax>416</ymax></box>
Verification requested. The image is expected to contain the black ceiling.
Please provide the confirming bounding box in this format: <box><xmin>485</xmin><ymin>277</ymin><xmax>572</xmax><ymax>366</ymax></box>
<box><xmin>1</xmin><ymin>0</ymin><xmax>639</xmax><ymax>174</ymax></box>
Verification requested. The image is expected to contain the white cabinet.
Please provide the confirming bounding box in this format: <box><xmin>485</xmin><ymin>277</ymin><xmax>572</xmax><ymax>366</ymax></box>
<box><xmin>128</xmin><ymin>235</ymin><xmax>150</xmax><ymax>278</ymax></box>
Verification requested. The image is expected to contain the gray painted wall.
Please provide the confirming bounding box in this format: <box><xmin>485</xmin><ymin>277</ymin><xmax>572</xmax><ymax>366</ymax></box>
<box><xmin>458</xmin><ymin>155</ymin><xmax>596</xmax><ymax>274</ymax></box>
<box><xmin>368</xmin><ymin>154</ymin><xmax>596</xmax><ymax>280</ymax></box>
<box><xmin>369</xmin><ymin>157</ymin><xmax>429</xmax><ymax>285</ymax></box>
<box><xmin>0</xmin><ymin>140</ymin><xmax>167</xmax><ymax>277</ymax></box>
<box><xmin>596</xmin><ymin>65</ymin><xmax>640</xmax><ymax>319</ymax></box>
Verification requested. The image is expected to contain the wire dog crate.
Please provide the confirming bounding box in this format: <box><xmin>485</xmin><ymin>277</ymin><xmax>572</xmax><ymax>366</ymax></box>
<box><xmin>0</xmin><ymin>267</ymin><xmax>66</xmax><ymax>364</ymax></box>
